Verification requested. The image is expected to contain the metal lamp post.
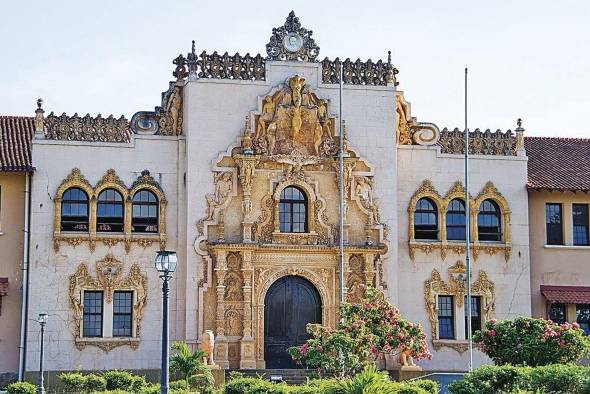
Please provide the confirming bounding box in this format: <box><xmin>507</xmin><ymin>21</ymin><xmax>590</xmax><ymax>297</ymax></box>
<box><xmin>155</xmin><ymin>251</ymin><xmax>177</xmax><ymax>394</ymax></box>
<box><xmin>37</xmin><ymin>313</ymin><xmax>48</xmax><ymax>394</ymax></box>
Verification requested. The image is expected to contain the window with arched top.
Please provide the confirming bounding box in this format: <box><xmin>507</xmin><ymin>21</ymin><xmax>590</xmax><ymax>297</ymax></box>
<box><xmin>446</xmin><ymin>198</ymin><xmax>466</xmax><ymax>241</ymax></box>
<box><xmin>279</xmin><ymin>186</ymin><xmax>307</xmax><ymax>233</ymax></box>
<box><xmin>478</xmin><ymin>199</ymin><xmax>501</xmax><ymax>241</ymax></box>
<box><xmin>132</xmin><ymin>190</ymin><xmax>158</xmax><ymax>233</ymax></box>
<box><xmin>61</xmin><ymin>187</ymin><xmax>89</xmax><ymax>232</ymax></box>
<box><xmin>414</xmin><ymin>197</ymin><xmax>438</xmax><ymax>240</ymax></box>
<box><xmin>97</xmin><ymin>189</ymin><xmax>124</xmax><ymax>232</ymax></box>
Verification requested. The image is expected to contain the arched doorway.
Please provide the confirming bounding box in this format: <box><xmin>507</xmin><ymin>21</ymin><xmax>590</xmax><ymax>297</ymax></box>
<box><xmin>264</xmin><ymin>275</ymin><xmax>321</xmax><ymax>368</ymax></box>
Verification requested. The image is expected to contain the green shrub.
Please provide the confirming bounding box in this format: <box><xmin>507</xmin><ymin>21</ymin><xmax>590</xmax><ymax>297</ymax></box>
<box><xmin>227</xmin><ymin>370</ymin><xmax>244</xmax><ymax>381</ymax></box>
<box><xmin>222</xmin><ymin>376</ymin><xmax>290</xmax><ymax>394</ymax></box>
<box><xmin>59</xmin><ymin>372</ymin><xmax>86</xmax><ymax>393</ymax></box>
<box><xmin>103</xmin><ymin>370</ymin><xmax>136</xmax><ymax>391</ymax></box>
<box><xmin>130</xmin><ymin>375</ymin><xmax>148</xmax><ymax>392</ymax></box>
<box><xmin>406</xmin><ymin>379</ymin><xmax>439</xmax><ymax>394</ymax></box>
<box><xmin>91</xmin><ymin>391</ymin><xmax>129</xmax><ymax>394</ymax></box>
<box><xmin>170</xmin><ymin>379</ymin><xmax>189</xmax><ymax>392</ymax></box>
<box><xmin>395</xmin><ymin>386</ymin><xmax>429</xmax><ymax>394</ymax></box>
<box><xmin>140</xmin><ymin>383</ymin><xmax>161</xmax><ymax>394</ymax></box>
<box><xmin>6</xmin><ymin>382</ymin><xmax>36</xmax><ymax>394</ymax></box>
<box><xmin>473</xmin><ymin>317</ymin><xmax>590</xmax><ymax>366</ymax></box>
<box><xmin>448</xmin><ymin>364</ymin><xmax>590</xmax><ymax>394</ymax></box>
<box><xmin>85</xmin><ymin>374</ymin><xmax>107</xmax><ymax>392</ymax></box>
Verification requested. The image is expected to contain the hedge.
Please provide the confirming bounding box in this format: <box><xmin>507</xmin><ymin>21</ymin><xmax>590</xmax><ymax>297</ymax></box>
<box><xmin>6</xmin><ymin>382</ymin><xmax>36</xmax><ymax>394</ymax></box>
<box><xmin>448</xmin><ymin>364</ymin><xmax>590</xmax><ymax>394</ymax></box>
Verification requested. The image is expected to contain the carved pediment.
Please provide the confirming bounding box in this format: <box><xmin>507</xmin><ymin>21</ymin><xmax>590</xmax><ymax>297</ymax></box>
<box><xmin>250</xmin><ymin>75</ymin><xmax>337</xmax><ymax>158</ymax></box>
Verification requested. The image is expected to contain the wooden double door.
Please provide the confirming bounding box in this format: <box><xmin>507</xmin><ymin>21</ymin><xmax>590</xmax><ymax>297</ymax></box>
<box><xmin>264</xmin><ymin>275</ymin><xmax>322</xmax><ymax>368</ymax></box>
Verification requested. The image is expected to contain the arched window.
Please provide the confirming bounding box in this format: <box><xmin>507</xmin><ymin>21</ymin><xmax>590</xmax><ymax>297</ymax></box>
<box><xmin>61</xmin><ymin>187</ymin><xmax>89</xmax><ymax>232</ymax></box>
<box><xmin>414</xmin><ymin>198</ymin><xmax>438</xmax><ymax>240</ymax></box>
<box><xmin>279</xmin><ymin>186</ymin><xmax>307</xmax><ymax>233</ymax></box>
<box><xmin>97</xmin><ymin>189</ymin><xmax>124</xmax><ymax>232</ymax></box>
<box><xmin>446</xmin><ymin>199</ymin><xmax>466</xmax><ymax>241</ymax></box>
<box><xmin>132</xmin><ymin>190</ymin><xmax>158</xmax><ymax>233</ymax></box>
<box><xmin>478</xmin><ymin>199</ymin><xmax>501</xmax><ymax>241</ymax></box>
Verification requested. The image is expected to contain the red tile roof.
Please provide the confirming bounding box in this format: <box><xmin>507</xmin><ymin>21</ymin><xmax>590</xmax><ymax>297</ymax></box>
<box><xmin>541</xmin><ymin>285</ymin><xmax>590</xmax><ymax>304</ymax></box>
<box><xmin>525</xmin><ymin>137</ymin><xmax>590</xmax><ymax>193</ymax></box>
<box><xmin>0</xmin><ymin>116</ymin><xmax>34</xmax><ymax>172</ymax></box>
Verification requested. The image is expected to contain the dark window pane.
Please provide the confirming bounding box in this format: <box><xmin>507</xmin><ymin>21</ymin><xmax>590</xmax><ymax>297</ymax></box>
<box><xmin>415</xmin><ymin>198</ymin><xmax>438</xmax><ymax>240</ymax></box>
<box><xmin>83</xmin><ymin>291</ymin><xmax>103</xmax><ymax>337</ymax></box>
<box><xmin>97</xmin><ymin>189</ymin><xmax>124</xmax><ymax>233</ymax></box>
<box><xmin>61</xmin><ymin>187</ymin><xmax>89</xmax><ymax>232</ymax></box>
<box><xmin>132</xmin><ymin>190</ymin><xmax>158</xmax><ymax>233</ymax></box>
<box><xmin>279</xmin><ymin>187</ymin><xmax>307</xmax><ymax>233</ymax></box>
<box><xmin>438</xmin><ymin>295</ymin><xmax>455</xmax><ymax>339</ymax></box>
<box><xmin>573</xmin><ymin>204</ymin><xmax>589</xmax><ymax>246</ymax></box>
<box><xmin>478</xmin><ymin>199</ymin><xmax>501</xmax><ymax>241</ymax></box>
<box><xmin>447</xmin><ymin>199</ymin><xmax>466</xmax><ymax>241</ymax></box>
<box><xmin>113</xmin><ymin>291</ymin><xmax>133</xmax><ymax>337</ymax></box>
<box><xmin>546</xmin><ymin>203</ymin><xmax>563</xmax><ymax>245</ymax></box>
<box><xmin>549</xmin><ymin>303</ymin><xmax>566</xmax><ymax>324</ymax></box>
<box><xmin>576</xmin><ymin>304</ymin><xmax>590</xmax><ymax>335</ymax></box>
<box><xmin>464</xmin><ymin>296</ymin><xmax>481</xmax><ymax>338</ymax></box>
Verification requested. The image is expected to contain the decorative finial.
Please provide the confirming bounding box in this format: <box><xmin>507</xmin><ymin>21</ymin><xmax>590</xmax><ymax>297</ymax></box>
<box><xmin>37</xmin><ymin>98</ymin><xmax>43</xmax><ymax>110</ymax></box>
<box><xmin>515</xmin><ymin>118</ymin><xmax>525</xmax><ymax>152</ymax></box>
<box><xmin>191</xmin><ymin>40</ymin><xmax>196</xmax><ymax>56</ymax></box>
<box><xmin>34</xmin><ymin>98</ymin><xmax>45</xmax><ymax>137</ymax></box>
<box><xmin>388</xmin><ymin>51</ymin><xmax>392</xmax><ymax>65</ymax></box>
<box><xmin>187</xmin><ymin>40</ymin><xmax>198</xmax><ymax>81</ymax></box>
<box><xmin>516</xmin><ymin>118</ymin><xmax>523</xmax><ymax>129</ymax></box>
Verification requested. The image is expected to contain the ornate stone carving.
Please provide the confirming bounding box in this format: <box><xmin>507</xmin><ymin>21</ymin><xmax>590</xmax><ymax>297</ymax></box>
<box><xmin>396</xmin><ymin>92</ymin><xmax>440</xmax><ymax>146</ymax></box>
<box><xmin>321</xmin><ymin>55</ymin><xmax>398</xmax><ymax>86</ymax></box>
<box><xmin>250</xmin><ymin>75</ymin><xmax>337</xmax><ymax>157</ymax></box>
<box><xmin>206</xmin><ymin>172</ymin><xmax>234</xmax><ymax>221</ymax></box>
<box><xmin>439</xmin><ymin>128</ymin><xmax>517</xmax><ymax>156</ymax></box>
<box><xmin>225</xmin><ymin>309</ymin><xmax>242</xmax><ymax>336</ymax></box>
<box><xmin>266</xmin><ymin>11</ymin><xmax>319</xmax><ymax>62</ymax></box>
<box><xmin>69</xmin><ymin>257</ymin><xmax>147</xmax><ymax>351</ymax></box>
<box><xmin>45</xmin><ymin>112</ymin><xmax>130</xmax><ymax>142</ymax></box>
<box><xmin>130</xmin><ymin>82</ymin><xmax>183</xmax><ymax>135</ymax></box>
<box><xmin>424</xmin><ymin>265</ymin><xmax>495</xmax><ymax>352</ymax></box>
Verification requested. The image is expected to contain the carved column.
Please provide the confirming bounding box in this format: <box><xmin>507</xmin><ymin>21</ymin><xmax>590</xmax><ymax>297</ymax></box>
<box><xmin>214</xmin><ymin>250</ymin><xmax>229</xmax><ymax>369</ymax></box>
<box><xmin>363</xmin><ymin>253</ymin><xmax>376</xmax><ymax>287</ymax></box>
<box><xmin>236</xmin><ymin>155</ymin><xmax>259</xmax><ymax>243</ymax></box>
<box><xmin>239</xmin><ymin>250</ymin><xmax>256</xmax><ymax>368</ymax></box>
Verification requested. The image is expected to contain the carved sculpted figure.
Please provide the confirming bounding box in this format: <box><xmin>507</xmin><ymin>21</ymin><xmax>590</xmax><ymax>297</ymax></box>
<box><xmin>206</xmin><ymin>172</ymin><xmax>233</xmax><ymax>220</ymax></box>
<box><xmin>201</xmin><ymin>330</ymin><xmax>216</xmax><ymax>365</ymax></box>
<box><xmin>256</xmin><ymin>96</ymin><xmax>275</xmax><ymax>139</ymax></box>
<box><xmin>168</xmin><ymin>87</ymin><xmax>182</xmax><ymax>135</ymax></box>
<box><xmin>356</xmin><ymin>176</ymin><xmax>374</xmax><ymax>206</ymax></box>
<box><xmin>396</xmin><ymin>94</ymin><xmax>412</xmax><ymax>145</ymax></box>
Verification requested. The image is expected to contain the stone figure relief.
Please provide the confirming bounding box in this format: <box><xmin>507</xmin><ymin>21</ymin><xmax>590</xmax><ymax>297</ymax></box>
<box><xmin>206</xmin><ymin>172</ymin><xmax>233</xmax><ymax>220</ymax></box>
<box><xmin>225</xmin><ymin>309</ymin><xmax>242</xmax><ymax>336</ymax></box>
<box><xmin>224</xmin><ymin>272</ymin><xmax>243</xmax><ymax>302</ymax></box>
<box><xmin>162</xmin><ymin>86</ymin><xmax>182</xmax><ymax>135</ymax></box>
<box><xmin>201</xmin><ymin>330</ymin><xmax>216</xmax><ymax>366</ymax></box>
<box><xmin>355</xmin><ymin>176</ymin><xmax>381</xmax><ymax>225</ymax></box>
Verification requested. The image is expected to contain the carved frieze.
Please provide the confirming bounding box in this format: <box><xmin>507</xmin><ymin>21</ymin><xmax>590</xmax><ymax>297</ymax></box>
<box><xmin>439</xmin><ymin>128</ymin><xmax>518</xmax><ymax>156</ymax></box>
<box><xmin>45</xmin><ymin>112</ymin><xmax>131</xmax><ymax>143</ymax></box>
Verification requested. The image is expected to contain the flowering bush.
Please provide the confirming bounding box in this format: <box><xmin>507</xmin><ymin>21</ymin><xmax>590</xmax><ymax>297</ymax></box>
<box><xmin>473</xmin><ymin>317</ymin><xmax>590</xmax><ymax>366</ymax></box>
<box><xmin>288</xmin><ymin>287</ymin><xmax>431</xmax><ymax>378</ymax></box>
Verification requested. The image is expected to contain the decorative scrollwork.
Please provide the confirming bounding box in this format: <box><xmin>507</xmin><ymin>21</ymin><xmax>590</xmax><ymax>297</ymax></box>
<box><xmin>130</xmin><ymin>82</ymin><xmax>183</xmax><ymax>136</ymax></box>
<box><xmin>439</xmin><ymin>128</ymin><xmax>517</xmax><ymax>156</ymax></box>
<box><xmin>45</xmin><ymin>112</ymin><xmax>130</xmax><ymax>143</ymax></box>
<box><xmin>321</xmin><ymin>55</ymin><xmax>398</xmax><ymax>86</ymax></box>
<box><xmin>198</xmin><ymin>51</ymin><xmax>266</xmax><ymax>81</ymax></box>
<box><xmin>266</xmin><ymin>11</ymin><xmax>319</xmax><ymax>62</ymax></box>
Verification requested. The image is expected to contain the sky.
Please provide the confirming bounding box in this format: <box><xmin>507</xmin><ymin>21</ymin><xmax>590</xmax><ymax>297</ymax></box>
<box><xmin>1</xmin><ymin>0</ymin><xmax>589</xmax><ymax>137</ymax></box>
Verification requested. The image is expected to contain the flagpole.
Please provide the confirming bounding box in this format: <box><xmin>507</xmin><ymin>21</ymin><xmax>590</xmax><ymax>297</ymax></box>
<box><xmin>338</xmin><ymin>62</ymin><xmax>345</xmax><ymax>306</ymax></box>
<box><xmin>465</xmin><ymin>66</ymin><xmax>473</xmax><ymax>372</ymax></box>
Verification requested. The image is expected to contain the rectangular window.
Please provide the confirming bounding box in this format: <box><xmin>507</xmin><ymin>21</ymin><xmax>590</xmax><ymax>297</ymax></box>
<box><xmin>464</xmin><ymin>296</ymin><xmax>482</xmax><ymax>338</ymax></box>
<box><xmin>549</xmin><ymin>303</ymin><xmax>566</xmax><ymax>324</ymax></box>
<box><xmin>577</xmin><ymin>304</ymin><xmax>590</xmax><ymax>335</ymax></box>
<box><xmin>546</xmin><ymin>203</ymin><xmax>563</xmax><ymax>245</ymax></box>
<box><xmin>573</xmin><ymin>204</ymin><xmax>589</xmax><ymax>246</ymax></box>
<box><xmin>113</xmin><ymin>291</ymin><xmax>133</xmax><ymax>337</ymax></box>
<box><xmin>83</xmin><ymin>291</ymin><xmax>103</xmax><ymax>337</ymax></box>
<box><xmin>438</xmin><ymin>295</ymin><xmax>455</xmax><ymax>339</ymax></box>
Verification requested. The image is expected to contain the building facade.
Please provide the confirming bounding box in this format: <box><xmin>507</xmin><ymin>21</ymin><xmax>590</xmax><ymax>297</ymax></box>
<box><xmin>0</xmin><ymin>116</ymin><xmax>34</xmax><ymax>383</ymax></box>
<box><xmin>1</xmin><ymin>11</ymin><xmax>575</xmax><ymax>378</ymax></box>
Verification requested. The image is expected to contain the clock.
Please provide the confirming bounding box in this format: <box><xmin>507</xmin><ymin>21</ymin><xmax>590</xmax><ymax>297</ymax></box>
<box><xmin>283</xmin><ymin>33</ymin><xmax>303</xmax><ymax>53</ymax></box>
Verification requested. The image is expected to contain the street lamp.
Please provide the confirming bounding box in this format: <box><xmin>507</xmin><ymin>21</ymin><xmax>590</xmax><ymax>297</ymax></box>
<box><xmin>36</xmin><ymin>313</ymin><xmax>48</xmax><ymax>394</ymax></box>
<box><xmin>155</xmin><ymin>251</ymin><xmax>177</xmax><ymax>394</ymax></box>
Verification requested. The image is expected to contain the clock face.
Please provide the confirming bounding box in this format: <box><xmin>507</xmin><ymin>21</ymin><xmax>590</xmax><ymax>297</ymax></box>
<box><xmin>283</xmin><ymin>33</ymin><xmax>303</xmax><ymax>53</ymax></box>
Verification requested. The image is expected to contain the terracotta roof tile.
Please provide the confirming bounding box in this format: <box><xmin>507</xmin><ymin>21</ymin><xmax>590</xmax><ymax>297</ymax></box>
<box><xmin>541</xmin><ymin>285</ymin><xmax>590</xmax><ymax>304</ymax></box>
<box><xmin>0</xmin><ymin>116</ymin><xmax>34</xmax><ymax>172</ymax></box>
<box><xmin>525</xmin><ymin>137</ymin><xmax>590</xmax><ymax>193</ymax></box>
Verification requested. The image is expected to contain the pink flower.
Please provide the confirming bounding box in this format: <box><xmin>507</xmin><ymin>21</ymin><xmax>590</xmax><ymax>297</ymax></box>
<box><xmin>489</xmin><ymin>319</ymin><xmax>497</xmax><ymax>324</ymax></box>
<box><xmin>487</xmin><ymin>329</ymin><xmax>496</xmax><ymax>337</ymax></box>
<box><xmin>573</xmin><ymin>322</ymin><xmax>580</xmax><ymax>329</ymax></box>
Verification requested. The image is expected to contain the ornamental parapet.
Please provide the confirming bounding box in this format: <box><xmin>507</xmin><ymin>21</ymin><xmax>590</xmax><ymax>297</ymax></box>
<box><xmin>438</xmin><ymin>127</ymin><xmax>524</xmax><ymax>156</ymax></box>
<box><xmin>44</xmin><ymin>112</ymin><xmax>131</xmax><ymax>143</ymax></box>
<box><xmin>320</xmin><ymin>56</ymin><xmax>398</xmax><ymax>86</ymax></box>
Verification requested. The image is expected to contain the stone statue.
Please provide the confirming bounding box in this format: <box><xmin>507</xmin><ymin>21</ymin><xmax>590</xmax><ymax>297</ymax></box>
<box><xmin>396</xmin><ymin>94</ymin><xmax>412</xmax><ymax>145</ymax></box>
<box><xmin>356</xmin><ymin>176</ymin><xmax>374</xmax><ymax>205</ymax></box>
<box><xmin>256</xmin><ymin>96</ymin><xmax>275</xmax><ymax>139</ymax></box>
<box><xmin>399</xmin><ymin>349</ymin><xmax>417</xmax><ymax>367</ymax></box>
<box><xmin>167</xmin><ymin>87</ymin><xmax>182</xmax><ymax>135</ymax></box>
<box><xmin>206</xmin><ymin>172</ymin><xmax>233</xmax><ymax>220</ymax></box>
<box><xmin>201</xmin><ymin>330</ymin><xmax>215</xmax><ymax>366</ymax></box>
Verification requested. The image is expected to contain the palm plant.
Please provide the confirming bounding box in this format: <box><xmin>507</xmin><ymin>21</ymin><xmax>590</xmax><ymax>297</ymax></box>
<box><xmin>337</xmin><ymin>365</ymin><xmax>398</xmax><ymax>394</ymax></box>
<box><xmin>169</xmin><ymin>341</ymin><xmax>207</xmax><ymax>384</ymax></box>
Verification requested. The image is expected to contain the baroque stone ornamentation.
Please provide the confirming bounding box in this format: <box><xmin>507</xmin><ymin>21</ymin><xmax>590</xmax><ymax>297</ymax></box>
<box><xmin>439</xmin><ymin>128</ymin><xmax>518</xmax><ymax>156</ymax></box>
<box><xmin>206</xmin><ymin>172</ymin><xmax>234</xmax><ymax>221</ymax></box>
<box><xmin>45</xmin><ymin>112</ymin><xmax>131</xmax><ymax>142</ymax></box>
<box><xmin>408</xmin><ymin>180</ymin><xmax>512</xmax><ymax>262</ymax></box>
<box><xmin>266</xmin><ymin>11</ymin><xmax>319</xmax><ymax>62</ymax></box>
<box><xmin>53</xmin><ymin>168</ymin><xmax>167</xmax><ymax>253</ymax></box>
<box><xmin>424</xmin><ymin>263</ymin><xmax>495</xmax><ymax>353</ymax></box>
<box><xmin>69</xmin><ymin>256</ymin><xmax>147</xmax><ymax>352</ymax></box>
<box><xmin>321</xmin><ymin>54</ymin><xmax>398</xmax><ymax>86</ymax></box>
<box><xmin>396</xmin><ymin>92</ymin><xmax>440</xmax><ymax>146</ymax></box>
<box><xmin>130</xmin><ymin>82</ymin><xmax>183</xmax><ymax>136</ymax></box>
